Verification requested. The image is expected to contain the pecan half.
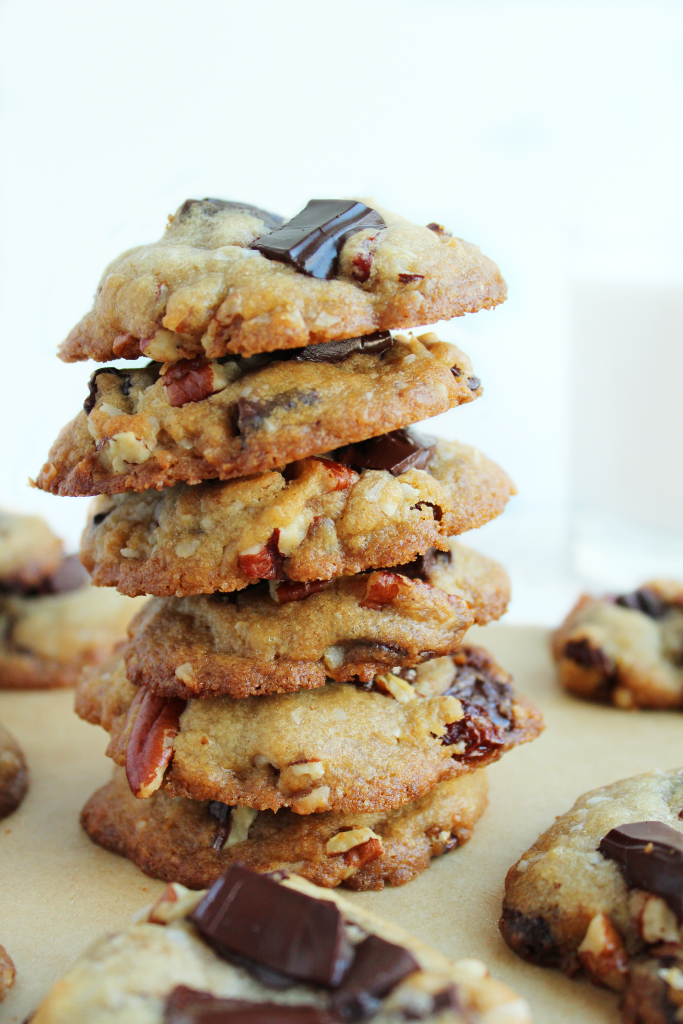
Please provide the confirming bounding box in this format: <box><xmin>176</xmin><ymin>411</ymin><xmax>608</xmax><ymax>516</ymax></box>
<box><xmin>162</xmin><ymin>356</ymin><xmax>215</xmax><ymax>407</ymax></box>
<box><xmin>360</xmin><ymin>572</ymin><xmax>403</xmax><ymax>610</ymax></box>
<box><xmin>125</xmin><ymin>688</ymin><xmax>186</xmax><ymax>799</ymax></box>
<box><xmin>237</xmin><ymin>530</ymin><xmax>285</xmax><ymax>579</ymax></box>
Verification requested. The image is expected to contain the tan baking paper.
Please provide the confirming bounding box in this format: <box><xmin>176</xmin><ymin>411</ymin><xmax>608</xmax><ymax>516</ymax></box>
<box><xmin>2</xmin><ymin>624</ymin><xmax>683</xmax><ymax>1023</ymax></box>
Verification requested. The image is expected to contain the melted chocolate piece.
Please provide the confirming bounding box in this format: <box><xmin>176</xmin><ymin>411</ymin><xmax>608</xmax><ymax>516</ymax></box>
<box><xmin>331</xmin><ymin>935</ymin><xmax>419</xmax><ymax>1021</ymax></box>
<box><xmin>599</xmin><ymin>821</ymin><xmax>683</xmax><ymax>919</ymax></box>
<box><xmin>84</xmin><ymin>367</ymin><xmax>133</xmax><ymax>415</ymax></box>
<box><xmin>251</xmin><ymin>200</ymin><xmax>385</xmax><ymax>280</ymax></box>
<box><xmin>164</xmin><ymin>986</ymin><xmax>335</xmax><ymax>1024</ymax></box>
<box><xmin>499</xmin><ymin>908</ymin><xmax>565</xmax><ymax>969</ymax></box>
<box><xmin>390</xmin><ymin>549</ymin><xmax>439</xmax><ymax>581</ymax></box>
<box><xmin>562</xmin><ymin>639</ymin><xmax>611</xmax><ymax>672</ymax></box>
<box><xmin>92</xmin><ymin>509</ymin><xmax>112</xmax><ymax>527</ymax></box>
<box><xmin>177</xmin><ymin>199</ymin><xmax>284</xmax><ymax>231</ymax></box>
<box><xmin>208</xmin><ymin>801</ymin><xmax>233</xmax><ymax>851</ymax></box>
<box><xmin>333</xmin><ymin>429</ymin><xmax>437</xmax><ymax>477</ymax></box>
<box><xmin>291</xmin><ymin>332</ymin><xmax>393</xmax><ymax>364</ymax></box>
<box><xmin>191</xmin><ymin>865</ymin><xmax>353</xmax><ymax>987</ymax></box>
<box><xmin>234</xmin><ymin>390</ymin><xmax>319</xmax><ymax>437</ymax></box>
<box><xmin>616</xmin><ymin>586</ymin><xmax>668</xmax><ymax>619</ymax></box>
<box><xmin>442</xmin><ymin>647</ymin><xmax>515</xmax><ymax>758</ymax></box>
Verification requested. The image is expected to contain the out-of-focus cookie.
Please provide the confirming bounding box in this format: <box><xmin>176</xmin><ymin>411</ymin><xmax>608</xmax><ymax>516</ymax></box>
<box><xmin>119</xmin><ymin>543</ymin><xmax>509</xmax><ymax>699</ymax></box>
<box><xmin>31</xmin><ymin>864</ymin><xmax>529</xmax><ymax>1024</ymax></box>
<box><xmin>58</xmin><ymin>197</ymin><xmax>507</xmax><ymax>364</ymax></box>
<box><xmin>77</xmin><ymin>645</ymin><xmax>542</xmax><ymax>813</ymax></box>
<box><xmin>36</xmin><ymin>333</ymin><xmax>482</xmax><ymax>498</ymax></box>
<box><xmin>82</xmin><ymin>764</ymin><xmax>488</xmax><ymax>891</ymax></box>
<box><xmin>0</xmin><ymin>509</ymin><xmax>62</xmax><ymax>591</ymax></box>
<box><xmin>0</xmin><ymin>723</ymin><xmax>28</xmax><ymax>820</ymax></box>
<box><xmin>500</xmin><ymin>768</ymin><xmax>683</xmax><ymax>1017</ymax></box>
<box><xmin>553</xmin><ymin>582</ymin><xmax>683</xmax><ymax>709</ymax></box>
<box><xmin>0</xmin><ymin>555</ymin><xmax>146</xmax><ymax>689</ymax></box>
<box><xmin>80</xmin><ymin>440</ymin><xmax>515</xmax><ymax>597</ymax></box>
<box><xmin>0</xmin><ymin>944</ymin><xmax>15</xmax><ymax>1003</ymax></box>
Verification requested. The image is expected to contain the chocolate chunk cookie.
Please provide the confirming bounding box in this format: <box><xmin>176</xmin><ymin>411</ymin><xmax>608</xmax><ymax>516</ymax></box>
<box><xmin>82</xmin><ymin>764</ymin><xmax>488</xmax><ymax>891</ymax></box>
<box><xmin>58</xmin><ymin>197</ymin><xmax>507</xmax><ymax>364</ymax></box>
<box><xmin>500</xmin><ymin>768</ymin><xmax>683</xmax><ymax>1017</ymax></box>
<box><xmin>36</xmin><ymin>333</ymin><xmax>482</xmax><ymax>497</ymax></box>
<box><xmin>554</xmin><ymin>581</ymin><xmax>683</xmax><ymax>709</ymax></box>
<box><xmin>0</xmin><ymin>723</ymin><xmax>28</xmax><ymax>820</ymax></box>
<box><xmin>80</xmin><ymin>440</ymin><xmax>514</xmax><ymax>597</ymax></box>
<box><xmin>0</xmin><ymin>509</ymin><xmax>63</xmax><ymax>591</ymax></box>
<box><xmin>119</xmin><ymin>543</ymin><xmax>509</xmax><ymax>697</ymax></box>
<box><xmin>76</xmin><ymin>646</ymin><xmax>542</xmax><ymax>814</ymax></box>
<box><xmin>31</xmin><ymin>865</ymin><xmax>530</xmax><ymax>1024</ymax></box>
<box><xmin>0</xmin><ymin>562</ymin><xmax>146</xmax><ymax>689</ymax></box>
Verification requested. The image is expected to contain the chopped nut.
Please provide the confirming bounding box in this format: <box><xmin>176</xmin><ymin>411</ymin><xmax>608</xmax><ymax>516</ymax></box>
<box><xmin>287</xmin><ymin>760</ymin><xmax>324</xmax><ymax>780</ymax></box>
<box><xmin>278</xmin><ymin>760</ymin><xmax>324</xmax><ymax>795</ymax></box>
<box><xmin>174</xmin><ymin>539</ymin><xmax>201</xmax><ymax>558</ymax></box>
<box><xmin>224</xmin><ymin>806</ymin><xmax>258</xmax><ymax>848</ymax></box>
<box><xmin>174</xmin><ymin>663</ymin><xmax>195</xmax><ymax>685</ymax></box>
<box><xmin>323</xmin><ymin>645</ymin><xmax>345</xmax><ymax>670</ymax></box>
<box><xmin>360</xmin><ymin>571</ymin><xmax>403</xmax><ymax>610</ymax></box>
<box><xmin>291</xmin><ymin>786</ymin><xmax>330</xmax><ymax>813</ymax></box>
<box><xmin>140</xmin><ymin>328</ymin><xmax>186</xmax><ymax>362</ymax></box>
<box><xmin>148</xmin><ymin>882</ymin><xmax>204</xmax><ymax>924</ymax></box>
<box><xmin>375</xmin><ymin>673</ymin><xmax>417</xmax><ymax>703</ymax></box>
<box><xmin>237</xmin><ymin>530</ymin><xmax>284</xmax><ymax>579</ymax></box>
<box><xmin>326</xmin><ymin>827</ymin><xmax>380</xmax><ymax>855</ymax></box>
<box><xmin>342</xmin><ymin>836</ymin><xmax>384</xmax><ymax>878</ymax></box>
<box><xmin>108</xmin><ymin>432</ymin><xmax>154</xmax><ymax>474</ymax></box>
<box><xmin>639</xmin><ymin>893</ymin><xmax>680</xmax><ymax>943</ymax></box>
<box><xmin>578</xmin><ymin>913</ymin><xmax>628</xmax><ymax>991</ymax></box>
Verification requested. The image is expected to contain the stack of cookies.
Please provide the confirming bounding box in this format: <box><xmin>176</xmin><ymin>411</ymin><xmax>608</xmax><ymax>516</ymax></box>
<box><xmin>35</xmin><ymin>197</ymin><xmax>542</xmax><ymax>890</ymax></box>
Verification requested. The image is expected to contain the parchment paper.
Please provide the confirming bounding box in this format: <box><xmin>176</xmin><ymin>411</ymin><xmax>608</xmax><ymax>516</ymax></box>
<box><xmin>2</xmin><ymin>624</ymin><xmax>683</xmax><ymax>1023</ymax></box>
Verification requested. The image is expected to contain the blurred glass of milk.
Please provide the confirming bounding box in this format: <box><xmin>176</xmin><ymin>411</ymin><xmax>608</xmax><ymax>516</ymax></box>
<box><xmin>570</xmin><ymin>219</ymin><xmax>683</xmax><ymax>590</ymax></box>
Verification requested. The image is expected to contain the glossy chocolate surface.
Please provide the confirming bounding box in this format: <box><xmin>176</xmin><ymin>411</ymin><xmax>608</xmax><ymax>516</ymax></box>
<box><xmin>333</xmin><ymin>429</ymin><xmax>437</xmax><ymax>477</ymax></box>
<box><xmin>599</xmin><ymin>820</ymin><xmax>683</xmax><ymax>919</ymax></box>
<box><xmin>164</xmin><ymin>986</ymin><xmax>335</xmax><ymax>1024</ymax></box>
<box><xmin>251</xmin><ymin>200</ymin><xmax>385</xmax><ymax>279</ymax></box>
<box><xmin>290</xmin><ymin>332</ymin><xmax>393</xmax><ymax>364</ymax></box>
<box><xmin>331</xmin><ymin>935</ymin><xmax>419</xmax><ymax>1021</ymax></box>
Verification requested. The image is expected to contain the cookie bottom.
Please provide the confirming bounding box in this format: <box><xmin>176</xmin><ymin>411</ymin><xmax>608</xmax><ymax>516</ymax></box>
<box><xmin>82</xmin><ymin>766</ymin><xmax>488</xmax><ymax>891</ymax></box>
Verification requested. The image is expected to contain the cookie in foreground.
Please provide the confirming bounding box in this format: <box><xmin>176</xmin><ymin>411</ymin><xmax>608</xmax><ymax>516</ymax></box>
<box><xmin>77</xmin><ymin>646</ymin><xmax>542</xmax><ymax>813</ymax></box>
<box><xmin>500</xmin><ymin>768</ymin><xmax>683</xmax><ymax>1021</ymax></box>
<box><xmin>0</xmin><ymin>723</ymin><xmax>28</xmax><ymax>820</ymax></box>
<box><xmin>81</xmin><ymin>765</ymin><xmax>488</xmax><ymax>891</ymax></box>
<box><xmin>553</xmin><ymin>582</ymin><xmax>683</xmax><ymax>709</ymax></box>
<box><xmin>30</xmin><ymin>863</ymin><xmax>530</xmax><ymax>1023</ymax></box>
<box><xmin>58</xmin><ymin>197</ymin><xmax>507</xmax><ymax>364</ymax></box>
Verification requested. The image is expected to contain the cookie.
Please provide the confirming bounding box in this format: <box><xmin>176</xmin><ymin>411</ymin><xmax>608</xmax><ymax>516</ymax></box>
<box><xmin>31</xmin><ymin>864</ymin><xmax>529</xmax><ymax>1024</ymax></box>
<box><xmin>553</xmin><ymin>581</ymin><xmax>683</xmax><ymax>709</ymax></box>
<box><xmin>36</xmin><ymin>333</ymin><xmax>482</xmax><ymax>498</ymax></box>
<box><xmin>82</xmin><ymin>764</ymin><xmax>488</xmax><ymax>891</ymax></box>
<box><xmin>0</xmin><ymin>944</ymin><xmax>15</xmax><ymax>1003</ymax></box>
<box><xmin>58</xmin><ymin>197</ymin><xmax>507</xmax><ymax>364</ymax></box>
<box><xmin>80</xmin><ymin>440</ymin><xmax>514</xmax><ymax>597</ymax></box>
<box><xmin>500</xmin><ymin>768</ymin><xmax>683</xmax><ymax>1006</ymax></box>
<box><xmin>0</xmin><ymin>509</ymin><xmax>62</xmax><ymax>591</ymax></box>
<box><xmin>0</xmin><ymin>723</ymin><xmax>28</xmax><ymax>820</ymax></box>
<box><xmin>76</xmin><ymin>645</ymin><xmax>542</xmax><ymax>814</ymax></box>
<box><xmin>119</xmin><ymin>543</ymin><xmax>509</xmax><ymax>698</ymax></box>
<box><xmin>0</xmin><ymin>565</ymin><xmax>146</xmax><ymax>689</ymax></box>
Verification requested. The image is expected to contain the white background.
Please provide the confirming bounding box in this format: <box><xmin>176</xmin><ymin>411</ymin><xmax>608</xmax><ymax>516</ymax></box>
<box><xmin>1</xmin><ymin>0</ymin><xmax>681</xmax><ymax>621</ymax></box>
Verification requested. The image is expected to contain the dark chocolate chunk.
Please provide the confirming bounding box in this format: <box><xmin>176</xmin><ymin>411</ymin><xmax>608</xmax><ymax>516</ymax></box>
<box><xmin>273</xmin><ymin>580</ymin><xmax>330</xmax><ymax>604</ymax></box>
<box><xmin>442</xmin><ymin>647</ymin><xmax>516</xmax><ymax>758</ymax></box>
<box><xmin>467</xmin><ymin>376</ymin><xmax>481</xmax><ymax>391</ymax></box>
<box><xmin>207</xmin><ymin>801</ymin><xmax>233</xmax><ymax>852</ymax></box>
<box><xmin>291</xmin><ymin>332</ymin><xmax>393</xmax><ymax>364</ymax></box>
<box><xmin>426</xmin><ymin>223</ymin><xmax>453</xmax><ymax>241</ymax></box>
<box><xmin>92</xmin><ymin>510</ymin><xmax>112</xmax><ymax>527</ymax></box>
<box><xmin>599</xmin><ymin>821</ymin><xmax>683</xmax><ymax>920</ymax></box>
<box><xmin>620</xmin><ymin>950</ymin><xmax>683</xmax><ymax>1024</ymax></box>
<box><xmin>616</xmin><ymin>586</ymin><xmax>668</xmax><ymax>619</ymax></box>
<box><xmin>333</xmin><ymin>429</ymin><xmax>437</xmax><ymax>477</ymax></box>
<box><xmin>45</xmin><ymin>554</ymin><xmax>89</xmax><ymax>594</ymax></box>
<box><xmin>562</xmin><ymin>638</ymin><xmax>611</xmax><ymax>673</ymax></box>
<box><xmin>234</xmin><ymin>390</ymin><xmax>319</xmax><ymax>438</ymax></box>
<box><xmin>84</xmin><ymin>368</ymin><xmax>133</xmax><ymax>415</ymax></box>
<box><xmin>177</xmin><ymin>199</ymin><xmax>284</xmax><ymax>231</ymax></box>
<box><xmin>389</xmin><ymin>549</ymin><xmax>439</xmax><ymax>581</ymax></box>
<box><xmin>499</xmin><ymin>908</ymin><xmax>566</xmax><ymax>969</ymax></box>
<box><xmin>331</xmin><ymin>934</ymin><xmax>419</xmax><ymax>1021</ymax></box>
<box><xmin>163</xmin><ymin>986</ymin><xmax>335</xmax><ymax>1024</ymax></box>
<box><xmin>191</xmin><ymin>865</ymin><xmax>353</xmax><ymax>987</ymax></box>
<box><xmin>251</xmin><ymin>200</ymin><xmax>385</xmax><ymax>280</ymax></box>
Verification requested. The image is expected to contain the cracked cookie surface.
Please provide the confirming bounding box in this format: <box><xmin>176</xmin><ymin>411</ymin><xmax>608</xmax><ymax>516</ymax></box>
<box><xmin>119</xmin><ymin>543</ymin><xmax>509</xmax><ymax>697</ymax></box>
<box><xmin>82</xmin><ymin>764</ymin><xmax>488</xmax><ymax>891</ymax></box>
<box><xmin>0</xmin><ymin>723</ymin><xmax>28</xmax><ymax>820</ymax></box>
<box><xmin>501</xmin><ymin>768</ymin><xmax>683</xmax><ymax>1016</ymax></box>
<box><xmin>554</xmin><ymin>581</ymin><xmax>683</xmax><ymax>709</ymax></box>
<box><xmin>36</xmin><ymin>333</ymin><xmax>481</xmax><ymax>497</ymax></box>
<box><xmin>31</xmin><ymin>866</ymin><xmax>530</xmax><ymax>1024</ymax></box>
<box><xmin>80</xmin><ymin>440</ymin><xmax>514</xmax><ymax>597</ymax></box>
<box><xmin>77</xmin><ymin>645</ymin><xmax>542</xmax><ymax>815</ymax></box>
<box><xmin>58</xmin><ymin>198</ymin><xmax>507</xmax><ymax>364</ymax></box>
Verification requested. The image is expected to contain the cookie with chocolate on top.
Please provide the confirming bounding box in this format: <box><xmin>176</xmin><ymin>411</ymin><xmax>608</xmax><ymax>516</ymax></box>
<box><xmin>82</xmin><ymin>764</ymin><xmax>488</xmax><ymax>891</ymax></box>
<box><xmin>554</xmin><ymin>581</ymin><xmax>683</xmax><ymax>709</ymax></box>
<box><xmin>77</xmin><ymin>645</ymin><xmax>542</xmax><ymax>815</ymax></box>
<box><xmin>58</xmin><ymin>196</ymin><xmax>507</xmax><ymax>364</ymax></box>
<box><xmin>118</xmin><ymin>541</ymin><xmax>510</xmax><ymax>698</ymax></box>
<box><xmin>500</xmin><ymin>768</ymin><xmax>683</xmax><ymax>1021</ymax></box>
<box><xmin>36</xmin><ymin>332</ymin><xmax>482</xmax><ymax>498</ymax></box>
<box><xmin>80</xmin><ymin>438</ymin><xmax>515</xmax><ymax>597</ymax></box>
<box><xmin>0</xmin><ymin>723</ymin><xmax>28</xmax><ymax>820</ymax></box>
<box><xmin>31</xmin><ymin>864</ymin><xmax>530</xmax><ymax>1024</ymax></box>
